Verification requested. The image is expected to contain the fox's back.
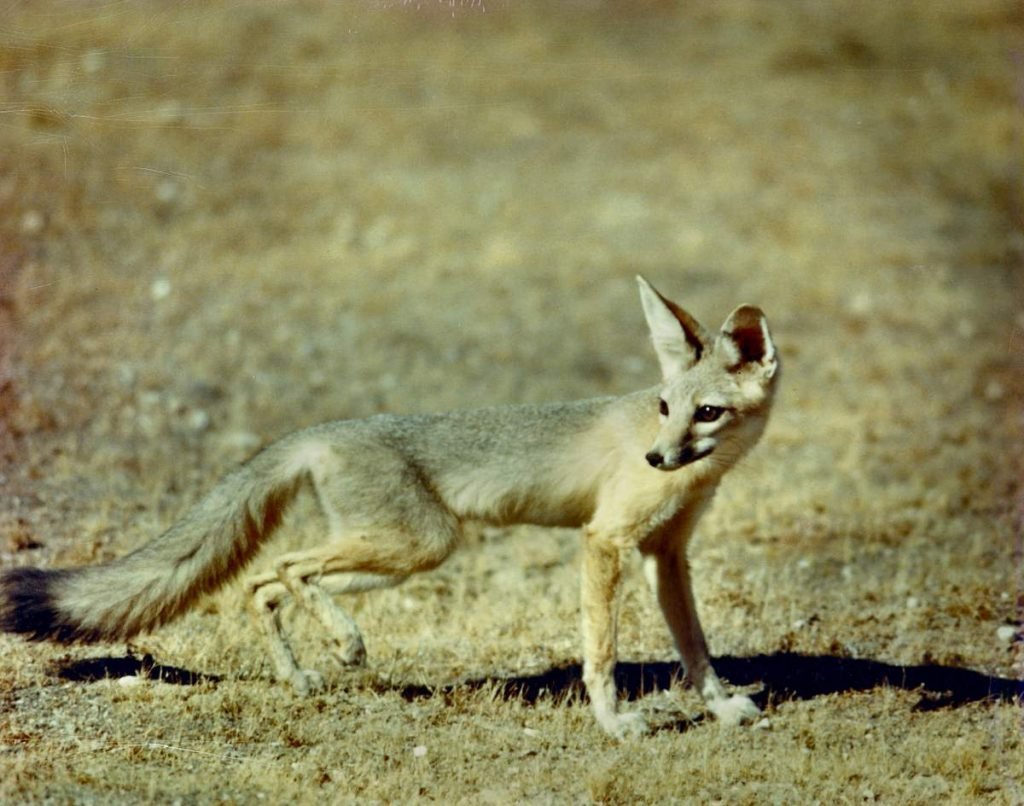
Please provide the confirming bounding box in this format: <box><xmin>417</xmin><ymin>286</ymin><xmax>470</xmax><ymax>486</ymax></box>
<box><xmin>306</xmin><ymin>396</ymin><xmax>633</xmax><ymax>528</ymax></box>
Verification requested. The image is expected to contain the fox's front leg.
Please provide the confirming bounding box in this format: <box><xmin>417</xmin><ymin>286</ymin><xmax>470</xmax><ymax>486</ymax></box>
<box><xmin>580</xmin><ymin>530</ymin><xmax>647</xmax><ymax>738</ymax></box>
<box><xmin>650</xmin><ymin>544</ymin><xmax>760</xmax><ymax>725</ymax></box>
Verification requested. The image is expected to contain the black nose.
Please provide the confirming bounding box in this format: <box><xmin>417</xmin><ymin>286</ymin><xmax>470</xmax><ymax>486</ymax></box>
<box><xmin>645</xmin><ymin>451</ymin><xmax>663</xmax><ymax>468</ymax></box>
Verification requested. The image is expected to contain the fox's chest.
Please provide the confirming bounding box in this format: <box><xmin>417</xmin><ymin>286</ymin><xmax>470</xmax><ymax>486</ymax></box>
<box><xmin>585</xmin><ymin>462</ymin><xmax>720</xmax><ymax>548</ymax></box>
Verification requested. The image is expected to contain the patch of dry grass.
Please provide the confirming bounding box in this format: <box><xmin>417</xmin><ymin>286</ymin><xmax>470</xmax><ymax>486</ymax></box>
<box><xmin>1</xmin><ymin>1</ymin><xmax>1022</xmax><ymax>802</ymax></box>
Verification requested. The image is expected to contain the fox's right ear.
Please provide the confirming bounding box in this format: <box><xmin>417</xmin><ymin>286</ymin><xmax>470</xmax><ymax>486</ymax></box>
<box><xmin>718</xmin><ymin>304</ymin><xmax>778</xmax><ymax>380</ymax></box>
<box><xmin>636</xmin><ymin>275</ymin><xmax>709</xmax><ymax>377</ymax></box>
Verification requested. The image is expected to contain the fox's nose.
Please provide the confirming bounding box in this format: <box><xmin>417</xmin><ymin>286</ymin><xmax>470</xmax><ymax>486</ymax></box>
<box><xmin>645</xmin><ymin>451</ymin><xmax>663</xmax><ymax>468</ymax></box>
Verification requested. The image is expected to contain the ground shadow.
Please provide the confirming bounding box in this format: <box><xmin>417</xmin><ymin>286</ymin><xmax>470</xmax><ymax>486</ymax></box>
<box><xmin>53</xmin><ymin>650</ymin><xmax>1021</xmax><ymax>718</ymax></box>
<box><xmin>392</xmin><ymin>652</ymin><xmax>1023</xmax><ymax>715</ymax></box>
<box><xmin>55</xmin><ymin>653</ymin><xmax>221</xmax><ymax>686</ymax></box>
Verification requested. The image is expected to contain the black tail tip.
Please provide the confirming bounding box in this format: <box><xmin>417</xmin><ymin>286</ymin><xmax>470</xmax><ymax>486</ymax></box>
<box><xmin>0</xmin><ymin>567</ymin><xmax>78</xmax><ymax>642</ymax></box>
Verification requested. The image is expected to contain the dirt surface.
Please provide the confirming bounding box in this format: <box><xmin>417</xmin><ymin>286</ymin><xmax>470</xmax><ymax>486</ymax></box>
<box><xmin>1</xmin><ymin>1</ymin><xmax>1023</xmax><ymax>802</ymax></box>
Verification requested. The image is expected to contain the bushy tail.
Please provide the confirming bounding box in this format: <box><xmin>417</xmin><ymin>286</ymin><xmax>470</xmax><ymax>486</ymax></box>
<box><xmin>0</xmin><ymin>445</ymin><xmax>306</xmax><ymax>643</ymax></box>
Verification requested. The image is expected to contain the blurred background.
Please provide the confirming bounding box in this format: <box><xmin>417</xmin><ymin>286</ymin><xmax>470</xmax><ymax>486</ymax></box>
<box><xmin>2</xmin><ymin>0</ymin><xmax>1020</xmax><ymax>543</ymax></box>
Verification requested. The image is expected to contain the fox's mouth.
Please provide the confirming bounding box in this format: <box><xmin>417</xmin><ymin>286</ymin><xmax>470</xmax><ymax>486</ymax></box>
<box><xmin>678</xmin><ymin>443</ymin><xmax>714</xmax><ymax>466</ymax></box>
<box><xmin>645</xmin><ymin>442</ymin><xmax>714</xmax><ymax>471</ymax></box>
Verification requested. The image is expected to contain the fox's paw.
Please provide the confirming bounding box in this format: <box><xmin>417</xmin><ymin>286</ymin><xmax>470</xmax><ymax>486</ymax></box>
<box><xmin>709</xmin><ymin>694</ymin><xmax>760</xmax><ymax>726</ymax></box>
<box><xmin>597</xmin><ymin>709</ymin><xmax>649</xmax><ymax>740</ymax></box>
<box><xmin>288</xmin><ymin>668</ymin><xmax>326</xmax><ymax>696</ymax></box>
<box><xmin>331</xmin><ymin>633</ymin><xmax>367</xmax><ymax>667</ymax></box>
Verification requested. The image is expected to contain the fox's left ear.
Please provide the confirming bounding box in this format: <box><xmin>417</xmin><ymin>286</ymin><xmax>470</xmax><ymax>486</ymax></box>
<box><xmin>718</xmin><ymin>305</ymin><xmax>778</xmax><ymax>379</ymax></box>
<box><xmin>637</xmin><ymin>275</ymin><xmax>711</xmax><ymax>377</ymax></box>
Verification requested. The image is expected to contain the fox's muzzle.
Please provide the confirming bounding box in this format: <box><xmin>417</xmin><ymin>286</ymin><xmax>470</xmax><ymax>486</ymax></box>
<box><xmin>645</xmin><ymin>441</ymin><xmax>714</xmax><ymax>471</ymax></box>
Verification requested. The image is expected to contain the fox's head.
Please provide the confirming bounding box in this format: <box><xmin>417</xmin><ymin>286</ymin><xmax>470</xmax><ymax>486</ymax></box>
<box><xmin>636</xmin><ymin>275</ymin><xmax>779</xmax><ymax>473</ymax></box>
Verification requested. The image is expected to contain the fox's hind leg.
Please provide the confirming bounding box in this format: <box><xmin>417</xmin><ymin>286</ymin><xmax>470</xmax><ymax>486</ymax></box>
<box><xmin>247</xmin><ymin>437</ymin><xmax>461</xmax><ymax>693</ymax></box>
<box><xmin>247</xmin><ymin>571</ymin><xmax>325</xmax><ymax>695</ymax></box>
<box><xmin>247</xmin><ymin>569</ymin><xmax>406</xmax><ymax>693</ymax></box>
<box><xmin>254</xmin><ymin>526</ymin><xmax>455</xmax><ymax>693</ymax></box>
<box><xmin>247</xmin><ymin>503</ymin><xmax>459</xmax><ymax>691</ymax></box>
<box><xmin>314</xmin><ymin>571</ymin><xmax>410</xmax><ymax>665</ymax></box>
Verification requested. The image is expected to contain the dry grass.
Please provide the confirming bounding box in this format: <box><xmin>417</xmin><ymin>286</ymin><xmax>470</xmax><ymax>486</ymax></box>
<box><xmin>1</xmin><ymin>1</ymin><xmax>1022</xmax><ymax>802</ymax></box>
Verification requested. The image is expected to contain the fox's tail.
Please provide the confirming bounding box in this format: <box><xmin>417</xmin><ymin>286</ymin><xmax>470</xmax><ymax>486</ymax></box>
<box><xmin>0</xmin><ymin>443</ymin><xmax>307</xmax><ymax>643</ymax></box>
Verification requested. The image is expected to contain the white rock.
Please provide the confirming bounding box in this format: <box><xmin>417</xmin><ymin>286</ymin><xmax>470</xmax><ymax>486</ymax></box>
<box><xmin>847</xmin><ymin>291</ymin><xmax>873</xmax><ymax>316</ymax></box>
<box><xmin>187</xmin><ymin>409</ymin><xmax>211</xmax><ymax>433</ymax></box>
<box><xmin>219</xmin><ymin>431</ymin><xmax>262</xmax><ymax>453</ymax></box>
<box><xmin>956</xmin><ymin>319</ymin><xmax>976</xmax><ymax>339</ymax></box>
<box><xmin>81</xmin><ymin>49</ymin><xmax>105</xmax><ymax>74</ymax></box>
<box><xmin>118</xmin><ymin>675</ymin><xmax>144</xmax><ymax>688</ymax></box>
<box><xmin>156</xmin><ymin>179</ymin><xmax>180</xmax><ymax>204</ymax></box>
<box><xmin>20</xmin><ymin>210</ymin><xmax>44</xmax><ymax>234</ymax></box>
<box><xmin>996</xmin><ymin>625</ymin><xmax>1017</xmax><ymax>644</ymax></box>
<box><xmin>151</xmin><ymin>277</ymin><xmax>172</xmax><ymax>301</ymax></box>
<box><xmin>983</xmin><ymin>380</ymin><xmax>1004</xmax><ymax>401</ymax></box>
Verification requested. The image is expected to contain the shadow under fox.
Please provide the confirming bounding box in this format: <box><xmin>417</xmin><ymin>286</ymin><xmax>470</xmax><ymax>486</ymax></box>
<box><xmin>1</xmin><ymin>276</ymin><xmax>779</xmax><ymax>738</ymax></box>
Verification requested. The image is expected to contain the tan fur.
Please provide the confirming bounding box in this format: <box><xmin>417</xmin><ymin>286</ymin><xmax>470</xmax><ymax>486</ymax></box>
<box><xmin>0</xmin><ymin>277</ymin><xmax>778</xmax><ymax>738</ymax></box>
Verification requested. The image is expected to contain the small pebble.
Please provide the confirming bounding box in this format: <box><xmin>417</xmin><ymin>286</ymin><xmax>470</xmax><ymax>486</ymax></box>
<box><xmin>20</xmin><ymin>210</ymin><xmax>44</xmax><ymax>234</ymax></box>
<box><xmin>81</xmin><ymin>49</ymin><xmax>105</xmax><ymax>74</ymax></box>
<box><xmin>412</xmin><ymin>745</ymin><xmax>427</xmax><ymax>758</ymax></box>
<box><xmin>187</xmin><ymin>409</ymin><xmax>211</xmax><ymax>433</ymax></box>
<box><xmin>996</xmin><ymin>625</ymin><xmax>1017</xmax><ymax>644</ymax></box>
<box><xmin>847</xmin><ymin>291</ymin><xmax>873</xmax><ymax>316</ymax></box>
<box><xmin>151</xmin><ymin>277</ymin><xmax>172</xmax><ymax>301</ymax></box>
<box><xmin>219</xmin><ymin>431</ymin><xmax>262</xmax><ymax>454</ymax></box>
<box><xmin>983</xmin><ymin>380</ymin><xmax>1004</xmax><ymax>401</ymax></box>
<box><xmin>156</xmin><ymin>179</ymin><xmax>180</xmax><ymax>204</ymax></box>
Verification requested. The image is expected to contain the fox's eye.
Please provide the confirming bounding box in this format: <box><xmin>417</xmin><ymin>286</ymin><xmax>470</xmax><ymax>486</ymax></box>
<box><xmin>658</xmin><ymin>398</ymin><xmax>669</xmax><ymax>417</ymax></box>
<box><xmin>694</xmin><ymin>405</ymin><xmax>725</xmax><ymax>423</ymax></box>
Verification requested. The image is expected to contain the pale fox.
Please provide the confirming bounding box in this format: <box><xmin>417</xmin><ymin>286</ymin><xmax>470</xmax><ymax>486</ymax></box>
<box><xmin>0</xmin><ymin>277</ymin><xmax>778</xmax><ymax>738</ymax></box>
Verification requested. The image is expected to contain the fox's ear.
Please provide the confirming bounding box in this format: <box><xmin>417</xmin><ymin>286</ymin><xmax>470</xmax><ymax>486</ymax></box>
<box><xmin>718</xmin><ymin>304</ymin><xmax>777</xmax><ymax>378</ymax></box>
<box><xmin>636</xmin><ymin>275</ymin><xmax>709</xmax><ymax>377</ymax></box>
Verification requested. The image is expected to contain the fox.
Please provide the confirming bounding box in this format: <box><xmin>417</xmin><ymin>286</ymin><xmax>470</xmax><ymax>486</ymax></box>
<box><xmin>0</xmin><ymin>276</ymin><xmax>778</xmax><ymax>738</ymax></box>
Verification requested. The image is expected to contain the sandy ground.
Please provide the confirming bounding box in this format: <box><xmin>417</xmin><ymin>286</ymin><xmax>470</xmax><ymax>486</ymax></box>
<box><xmin>1</xmin><ymin>1</ymin><xmax>1022</xmax><ymax>802</ymax></box>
